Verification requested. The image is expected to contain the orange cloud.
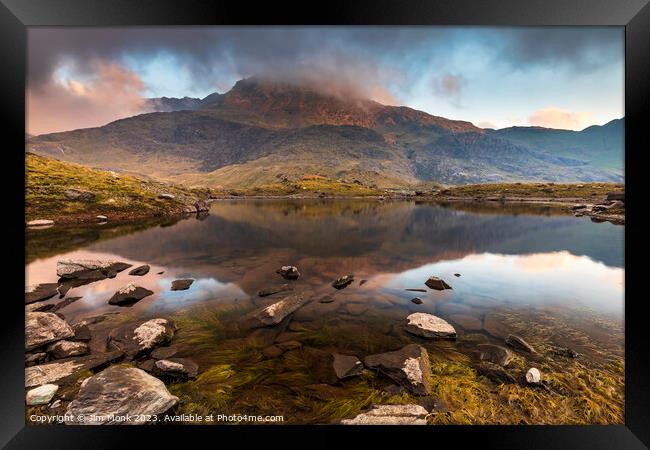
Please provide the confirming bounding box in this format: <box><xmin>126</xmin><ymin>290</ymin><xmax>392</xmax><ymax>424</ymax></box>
<box><xmin>527</xmin><ymin>107</ymin><xmax>593</xmax><ymax>131</ymax></box>
<box><xmin>27</xmin><ymin>61</ymin><xmax>148</xmax><ymax>135</ymax></box>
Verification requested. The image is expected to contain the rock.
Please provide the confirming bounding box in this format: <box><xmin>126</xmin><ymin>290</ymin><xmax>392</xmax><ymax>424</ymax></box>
<box><xmin>171</xmin><ymin>279</ymin><xmax>194</xmax><ymax>291</ymax></box>
<box><xmin>243</xmin><ymin>293</ymin><xmax>306</xmax><ymax>327</ymax></box>
<box><xmin>277</xmin><ymin>340</ymin><xmax>302</xmax><ymax>351</ymax></box>
<box><xmin>608</xmin><ymin>200</ymin><xmax>625</xmax><ymax>209</ymax></box>
<box><xmin>333</xmin><ymin>354</ymin><xmax>364</xmax><ymax>379</ymax></box>
<box><xmin>332</xmin><ymin>275</ymin><xmax>354</xmax><ymax>290</ymax></box>
<box><xmin>108</xmin><ymin>318</ymin><xmax>176</xmax><ymax>359</ymax></box>
<box><xmin>262</xmin><ymin>345</ymin><xmax>284</xmax><ymax>358</ymax></box>
<box><xmin>274</xmin><ymin>332</ymin><xmax>300</xmax><ymax>343</ymax></box>
<box><xmin>128</xmin><ymin>265</ymin><xmax>150</xmax><ymax>276</ymax></box>
<box><xmin>157</xmin><ymin>271</ymin><xmax>165</xmax><ymax>275</ymax></box>
<box><xmin>454</xmin><ymin>273</ymin><xmax>461</xmax><ymax>277</ymax></box>
<box><xmin>359</xmin><ymin>279</ymin><xmax>368</xmax><ymax>286</ymax></box>
<box><xmin>277</xmin><ymin>266</ymin><xmax>300</xmax><ymax>280</ymax></box>
<box><xmin>425</xmin><ymin>276</ymin><xmax>452</xmax><ymax>290</ymax></box>
<box><xmin>345</xmin><ymin>303</ymin><xmax>368</xmax><ymax>315</ymax></box>
<box><xmin>51</xmin><ymin>296</ymin><xmax>82</xmax><ymax>312</ymax></box>
<box><xmin>363</xmin><ymin>344</ymin><xmax>432</xmax><ymax>395</ymax></box>
<box><xmin>341</xmin><ymin>404</ymin><xmax>428</xmax><ymax>425</ymax></box>
<box><xmin>26</xmin><ymin>384</ymin><xmax>59</xmax><ymax>405</ymax></box>
<box><xmin>64</xmin><ymin>367</ymin><xmax>179</xmax><ymax>424</ymax></box>
<box><xmin>137</xmin><ymin>359</ymin><xmax>156</xmax><ymax>372</ymax></box>
<box><xmin>194</xmin><ymin>199</ymin><xmax>209</xmax><ymax>212</ymax></box>
<box><xmin>46</xmin><ymin>340</ymin><xmax>90</xmax><ymax>359</ymax></box>
<box><xmin>477</xmin><ymin>344</ymin><xmax>513</xmax><ymax>367</ymax></box>
<box><xmin>448</xmin><ymin>314</ymin><xmax>483</xmax><ymax>331</ymax></box>
<box><xmin>152</xmin><ymin>358</ymin><xmax>198</xmax><ymax>380</ymax></box>
<box><xmin>571</xmin><ymin>204</ymin><xmax>588</xmax><ymax>211</ymax></box>
<box><xmin>25</xmin><ymin>351</ymin><xmax>124</xmax><ymax>387</ymax></box>
<box><xmin>158</xmin><ymin>193</ymin><xmax>176</xmax><ymax>200</ymax></box>
<box><xmin>405</xmin><ymin>288</ymin><xmax>427</xmax><ymax>292</ymax></box>
<box><xmin>505</xmin><ymin>334</ymin><xmax>536</xmax><ymax>353</ymax></box>
<box><xmin>26</xmin><ymin>352</ymin><xmax>47</xmax><ymax>366</ymax></box>
<box><xmin>50</xmin><ymin>399</ymin><xmax>62</xmax><ymax>409</ymax></box>
<box><xmin>26</xmin><ymin>312</ymin><xmax>74</xmax><ymax>350</ymax></box>
<box><xmin>27</xmin><ymin>219</ymin><xmax>55</xmax><ymax>228</ymax></box>
<box><xmin>72</xmin><ymin>323</ymin><xmax>91</xmax><ymax>341</ymax></box>
<box><xmin>606</xmin><ymin>191</ymin><xmax>624</xmax><ymax>202</ymax></box>
<box><xmin>108</xmin><ymin>284</ymin><xmax>154</xmax><ymax>305</ymax></box>
<box><xmin>475</xmin><ymin>364</ymin><xmax>516</xmax><ymax>384</ymax></box>
<box><xmin>26</xmin><ymin>302</ymin><xmax>55</xmax><ymax>313</ymax></box>
<box><xmin>258</xmin><ymin>284</ymin><xmax>292</xmax><ymax>297</ymax></box>
<box><xmin>64</xmin><ymin>189</ymin><xmax>95</xmax><ymax>202</ymax></box>
<box><xmin>183</xmin><ymin>206</ymin><xmax>197</xmax><ymax>214</ymax></box>
<box><xmin>150</xmin><ymin>346</ymin><xmax>180</xmax><ymax>360</ymax></box>
<box><xmin>551</xmin><ymin>346</ymin><xmax>579</xmax><ymax>358</ymax></box>
<box><xmin>56</xmin><ymin>259</ymin><xmax>132</xmax><ymax>280</ymax></box>
<box><xmin>25</xmin><ymin>283</ymin><xmax>60</xmax><ymax>305</ymax></box>
<box><xmin>526</xmin><ymin>368</ymin><xmax>542</xmax><ymax>384</ymax></box>
<box><xmin>302</xmin><ymin>347</ymin><xmax>338</xmax><ymax>384</ymax></box>
<box><xmin>405</xmin><ymin>313</ymin><xmax>457</xmax><ymax>339</ymax></box>
<box><xmin>96</xmin><ymin>215</ymin><xmax>108</xmax><ymax>222</ymax></box>
<box><xmin>411</xmin><ymin>297</ymin><xmax>423</xmax><ymax>305</ymax></box>
<box><xmin>318</xmin><ymin>294</ymin><xmax>335</xmax><ymax>303</ymax></box>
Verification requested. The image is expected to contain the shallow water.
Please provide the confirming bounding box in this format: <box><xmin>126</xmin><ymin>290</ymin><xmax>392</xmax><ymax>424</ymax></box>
<box><xmin>26</xmin><ymin>200</ymin><xmax>625</xmax><ymax>424</ymax></box>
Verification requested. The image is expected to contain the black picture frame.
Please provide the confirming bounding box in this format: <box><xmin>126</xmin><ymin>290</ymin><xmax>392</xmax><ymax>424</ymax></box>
<box><xmin>1</xmin><ymin>0</ymin><xmax>648</xmax><ymax>448</ymax></box>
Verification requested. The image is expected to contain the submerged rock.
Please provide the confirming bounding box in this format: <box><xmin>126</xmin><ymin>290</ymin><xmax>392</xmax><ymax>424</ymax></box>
<box><xmin>150</xmin><ymin>346</ymin><xmax>180</xmax><ymax>360</ymax></box>
<box><xmin>411</xmin><ymin>297</ymin><xmax>423</xmax><ymax>305</ymax></box>
<box><xmin>341</xmin><ymin>404</ymin><xmax>429</xmax><ymax>425</ymax></box>
<box><xmin>332</xmin><ymin>354</ymin><xmax>364</xmax><ymax>379</ymax></box>
<box><xmin>332</xmin><ymin>275</ymin><xmax>355</xmax><ymax>290</ymax></box>
<box><xmin>424</xmin><ymin>276</ymin><xmax>452</xmax><ymax>291</ymax></box>
<box><xmin>152</xmin><ymin>358</ymin><xmax>198</xmax><ymax>380</ymax></box>
<box><xmin>65</xmin><ymin>366</ymin><xmax>179</xmax><ymax>424</ymax></box>
<box><xmin>108</xmin><ymin>284</ymin><xmax>154</xmax><ymax>305</ymax></box>
<box><xmin>526</xmin><ymin>367</ymin><xmax>542</xmax><ymax>384</ymax></box>
<box><xmin>108</xmin><ymin>318</ymin><xmax>176</xmax><ymax>359</ymax></box>
<box><xmin>405</xmin><ymin>313</ymin><xmax>457</xmax><ymax>339</ymax></box>
<box><xmin>363</xmin><ymin>344</ymin><xmax>432</xmax><ymax>395</ymax></box>
<box><xmin>26</xmin><ymin>384</ymin><xmax>59</xmax><ymax>405</ymax></box>
<box><xmin>128</xmin><ymin>265</ymin><xmax>150</xmax><ymax>276</ymax></box>
<box><xmin>277</xmin><ymin>266</ymin><xmax>300</xmax><ymax>280</ymax></box>
<box><xmin>46</xmin><ymin>340</ymin><xmax>90</xmax><ymax>359</ymax></box>
<box><xmin>258</xmin><ymin>284</ymin><xmax>292</xmax><ymax>297</ymax></box>
<box><xmin>57</xmin><ymin>259</ymin><xmax>132</xmax><ymax>280</ymax></box>
<box><xmin>25</xmin><ymin>351</ymin><xmax>124</xmax><ymax>387</ymax></box>
<box><xmin>171</xmin><ymin>279</ymin><xmax>194</xmax><ymax>291</ymax></box>
<box><xmin>26</xmin><ymin>312</ymin><xmax>74</xmax><ymax>351</ymax></box>
<box><xmin>477</xmin><ymin>344</ymin><xmax>513</xmax><ymax>367</ymax></box>
<box><xmin>243</xmin><ymin>293</ymin><xmax>306</xmax><ymax>327</ymax></box>
<box><xmin>505</xmin><ymin>334</ymin><xmax>536</xmax><ymax>353</ymax></box>
<box><xmin>25</xmin><ymin>283</ymin><xmax>60</xmax><ymax>305</ymax></box>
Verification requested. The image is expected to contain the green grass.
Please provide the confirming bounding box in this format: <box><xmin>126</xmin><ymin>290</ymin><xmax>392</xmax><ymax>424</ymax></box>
<box><xmin>435</xmin><ymin>182</ymin><xmax>624</xmax><ymax>200</ymax></box>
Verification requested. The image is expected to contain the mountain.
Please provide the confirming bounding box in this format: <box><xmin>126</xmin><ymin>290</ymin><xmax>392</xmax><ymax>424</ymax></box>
<box><xmin>27</xmin><ymin>76</ymin><xmax>623</xmax><ymax>188</ymax></box>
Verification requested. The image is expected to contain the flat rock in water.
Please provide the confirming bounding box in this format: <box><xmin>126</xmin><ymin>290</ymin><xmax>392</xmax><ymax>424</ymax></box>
<box><xmin>449</xmin><ymin>314</ymin><xmax>483</xmax><ymax>331</ymax></box>
<box><xmin>150</xmin><ymin>345</ymin><xmax>180</xmax><ymax>360</ymax></box>
<box><xmin>363</xmin><ymin>344</ymin><xmax>432</xmax><ymax>395</ymax></box>
<box><xmin>244</xmin><ymin>293</ymin><xmax>306</xmax><ymax>327</ymax></box>
<box><xmin>424</xmin><ymin>276</ymin><xmax>452</xmax><ymax>291</ymax></box>
<box><xmin>108</xmin><ymin>318</ymin><xmax>176</xmax><ymax>359</ymax></box>
<box><xmin>65</xmin><ymin>366</ymin><xmax>178</xmax><ymax>424</ymax></box>
<box><xmin>108</xmin><ymin>284</ymin><xmax>154</xmax><ymax>305</ymax></box>
<box><xmin>25</xmin><ymin>351</ymin><xmax>124</xmax><ymax>387</ymax></box>
<box><xmin>25</xmin><ymin>283</ymin><xmax>60</xmax><ymax>305</ymax></box>
<box><xmin>477</xmin><ymin>344</ymin><xmax>513</xmax><ymax>367</ymax></box>
<box><xmin>302</xmin><ymin>347</ymin><xmax>338</xmax><ymax>384</ymax></box>
<box><xmin>345</xmin><ymin>303</ymin><xmax>368</xmax><ymax>315</ymax></box>
<box><xmin>26</xmin><ymin>302</ymin><xmax>55</xmax><ymax>313</ymax></box>
<box><xmin>277</xmin><ymin>266</ymin><xmax>300</xmax><ymax>280</ymax></box>
<box><xmin>341</xmin><ymin>404</ymin><xmax>428</xmax><ymax>425</ymax></box>
<box><xmin>26</xmin><ymin>384</ymin><xmax>59</xmax><ymax>405</ymax></box>
<box><xmin>128</xmin><ymin>265</ymin><xmax>150</xmax><ymax>276</ymax></box>
<box><xmin>411</xmin><ymin>297</ymin><xmax>423</xmax><ymax>305</ymax></box>
<box><xmin>332</xmin><ymin>275</ymin><xmax>354</xmax><ymax>290</ymax></box>
<box><xmin>333</xmin><ymin>354</ymin><xmax>364</xmax><ymax>379</ymax></box>
<box><xmin>46</xmin><ymin>340</ymin><xmax>90</xmax><ymax>359</ymax></box>
<box><xmin>152</xmin><ymin>358</ymin><xmax>198</xmax><ymax>380</ymax></box>
<box><xmin>405</xmin><ymin>288</ymin><xmax>427</xmax><ymax>292</ymax></box>
<box><xmin>57</xmin><ymin>259</ymin><xmax>132</xmax><ymax>280</ymax></box>
<box><xmin>318</xmin><ymin>294</ymin><xmax>335</xmax><ymax>303</ymax></box>
<box><xmin>505</xmin><ymin>334</ymin><xmax>536</xmax><ymax>353</ymax></box>
<box><xmin>171</xmin><ymin>279</ymin><xmax>194</xmax><ymax>291</ymax></box>
<box><xmin>405</xmin><ymin>313</ymin><xmax>457</xmax><ymax>339</ymax></box>
<box><xmin>26</xmin><ymin>312</ymin><xmax>74</xmax><ymax>350</ymax></box>
<box><xmin>51</xmin><ymin>296</ymin><xmax>82</xmax><ymax>313</ymax></box>
<box><xmin>454</xmin><ymin>273</ymin><xmax>461</xmax><ymax>277</ymax></box>
<box><xmin>258</xmin><ymin>284</ymin><xmax>292</xmax><ymax>297</ymax></box>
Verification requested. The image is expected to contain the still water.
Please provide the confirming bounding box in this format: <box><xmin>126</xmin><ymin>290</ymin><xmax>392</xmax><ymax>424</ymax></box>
<box><xmin>26</xmin><ymin>200</ymin><xmax>625</xmax><ymax>424</ymax></box>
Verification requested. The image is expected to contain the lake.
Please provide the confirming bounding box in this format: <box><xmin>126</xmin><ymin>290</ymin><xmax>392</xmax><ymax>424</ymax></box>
<box><xmin>26</xmin><ymin>199</ymin><xmax>625</xmax><ymax>424</ymax></box>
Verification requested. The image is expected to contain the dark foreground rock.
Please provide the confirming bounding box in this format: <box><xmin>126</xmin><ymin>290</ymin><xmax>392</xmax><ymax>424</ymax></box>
<box><xmin>171</xmin><ymin>279</ymin><xmax>194</xmax><ymax>291</ymax></box>
<box><xmin>363</xmin><ymin>344</ymin><xmax>432</xmax><ymax>395</ymax></box>
<box><xmin>25</xmin><ymin>351</ymin><xmax>124</xmax><ymax>387</ymax></box>
<box><xmin>505</xmin><ymin>334</ymin><xmax>536</xmax><ymax>353</ymax></box>
<box><xmin>333</xmin><ymin>354</ymin><xmax>364</xmax><ymax>379</ymax></box>
<box><xmin>108</xmin><ymin>284</ymin><xmax>154</xmax><ymax>305</ymax></box>
<box><xmin>405</xmin><ymin>313</ymin><xmax>457</xmax><ymax>339</ymax></box>
<box><xmin>242</xmin><ymin>293</ymin><xmax>307</xmax><ymax>328</ymax></box>
<box><xmin>128</xmin><ymin>265</ymin><xmax>150</xmax><ymax>276</ymax></box>
<box><xmin>477</xmin><ymin>344</ymin><xmax>513</xmax><ymax>367</ymax></box>
<box><xmin>65</xmin><ymin>366</ymin><xmax>178</xmax><ymax>424</ymax></box>
<box><xmin>108</xmin><ymin>318</ymin><xmax>176</xmax><ymax>359</ymax></box>
<box><xmin>152</xmin><ymin>358</ymin><xmax>198</xmax><ymax>380</ymax></box>
<box><xmin>26</xmin><ymin>312</ymin><xmax>74</xmax><ymax>350</ymax></box>
<box><xmin>332</xmin><ymin>275</ymin><xmax>355</xmax><ymax>290</ymax></box>
<box><xmin>341</xmin><ymin>404</ymin><xmax>429</xmax><ymax>425</ymax></box>
<box><xmin>277</xmin><ymin>266</ymin><xmax>300</xmax><ymax>280</ymax></box>
<box><xmin>425</xmin><ymin>276</ymin><xmax>452</xmax><ymax>290</ymax></box>
<box><xmin>57</xmin><ymin>259</ymin><xmax>132</xmax><ymax>280</ymax></box>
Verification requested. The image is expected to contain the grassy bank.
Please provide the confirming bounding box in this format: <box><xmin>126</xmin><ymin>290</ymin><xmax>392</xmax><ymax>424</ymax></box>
<box><xmin>26</xmin><ymin>153</ymin><xmax>211</xmax><ymax>224</ymax></box>
<box><xmin>431</xmin><ymin>182</ymin><xmax>624</xmax><ymax>202</ymax></box>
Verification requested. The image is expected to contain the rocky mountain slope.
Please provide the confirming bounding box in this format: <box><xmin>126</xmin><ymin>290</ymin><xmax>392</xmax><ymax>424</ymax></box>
<box><xmin>28</xmin><ymin>76</ymin><xmax>623</xmax><ymax>188</ymax></box>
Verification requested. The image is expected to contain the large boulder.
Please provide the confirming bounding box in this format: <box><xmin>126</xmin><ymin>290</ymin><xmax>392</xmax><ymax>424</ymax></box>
<box><xmin>26</xmin><ymin>312</ymin><xmax>74</xmax><ymax>350</ymax></box>
<box><xmin>46</xmin><ymin>340</ymin><xmax>90</xmax><ymax>359</ymax></box>
<box><xmin>25</xmin><ymin>351</ymin><xmax>124</xmax><ymax>387</ymax></box>
<box><xmin>108</xmin><ymin>284</ymin><xmax>154</xmax><ymax>305</ymax></box>
<box><xmin>57</xmin><ymin>259</ymin><xmax>132</xmax><ymax>280</ymax></box>
<box><xmin>425</xmin><ymin>276</ymin><xmax>452</xmax><ymax>290</ymax></box>
<box><xmin>243</xmin><ymin>293</ymin><xmax>306</xmax><ymax>327</ymax></box>
<box><xmin>405</xmin><ymin>313</ymin><xmax>457</xmax><ymax>339</ymax></box>
<box><xmin>341</xmin><ymin>404</ymin><xmax>429</xmax><ymax>425</ymax></box>
<box><xmin>108</xmin><ymin>318</ymin><xmax>176</xmax><ymax>359</ymax></box>
<box><xmin>363</xmin><ymin>344</ymin><xmax>432</xmax><ymax>395</ymax></box>
<box><xmin>65</xmin><ymin>367</ymin><xmax>179</xmax><ymax>425</ymax></box>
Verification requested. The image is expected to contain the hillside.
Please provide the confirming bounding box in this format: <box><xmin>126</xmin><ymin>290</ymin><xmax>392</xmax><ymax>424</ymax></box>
<box><xmin>26</xmin><ymin>153</ymin><xmax>211</xmax><ymax>224</ymax></box>
<box><xmin>27</xmin><ymin>76</ymin><xmax>623</xmax><ymax>188</ymax></box>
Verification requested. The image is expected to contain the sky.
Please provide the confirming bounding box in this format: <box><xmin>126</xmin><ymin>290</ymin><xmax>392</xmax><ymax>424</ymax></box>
<box><xmin>27</xmin><ymin>26</ymin><xmax>624</xmax><ymax>135</ymax></box>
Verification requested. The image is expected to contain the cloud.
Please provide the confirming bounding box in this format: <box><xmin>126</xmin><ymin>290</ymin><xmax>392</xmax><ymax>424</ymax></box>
<box><xmin>432</xmin><ymin>73</ymin><xmax>466</xmax><ymax>106</ymax></box>
<box><xmin>527</xmin><ymin>107</ymin><xmax>593</xmax><ymax>131</ymax></box>
<box><xmin>27</xmin><ymin>61</ymin><xmax>147</xmax><ymax>135</ymax></box>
